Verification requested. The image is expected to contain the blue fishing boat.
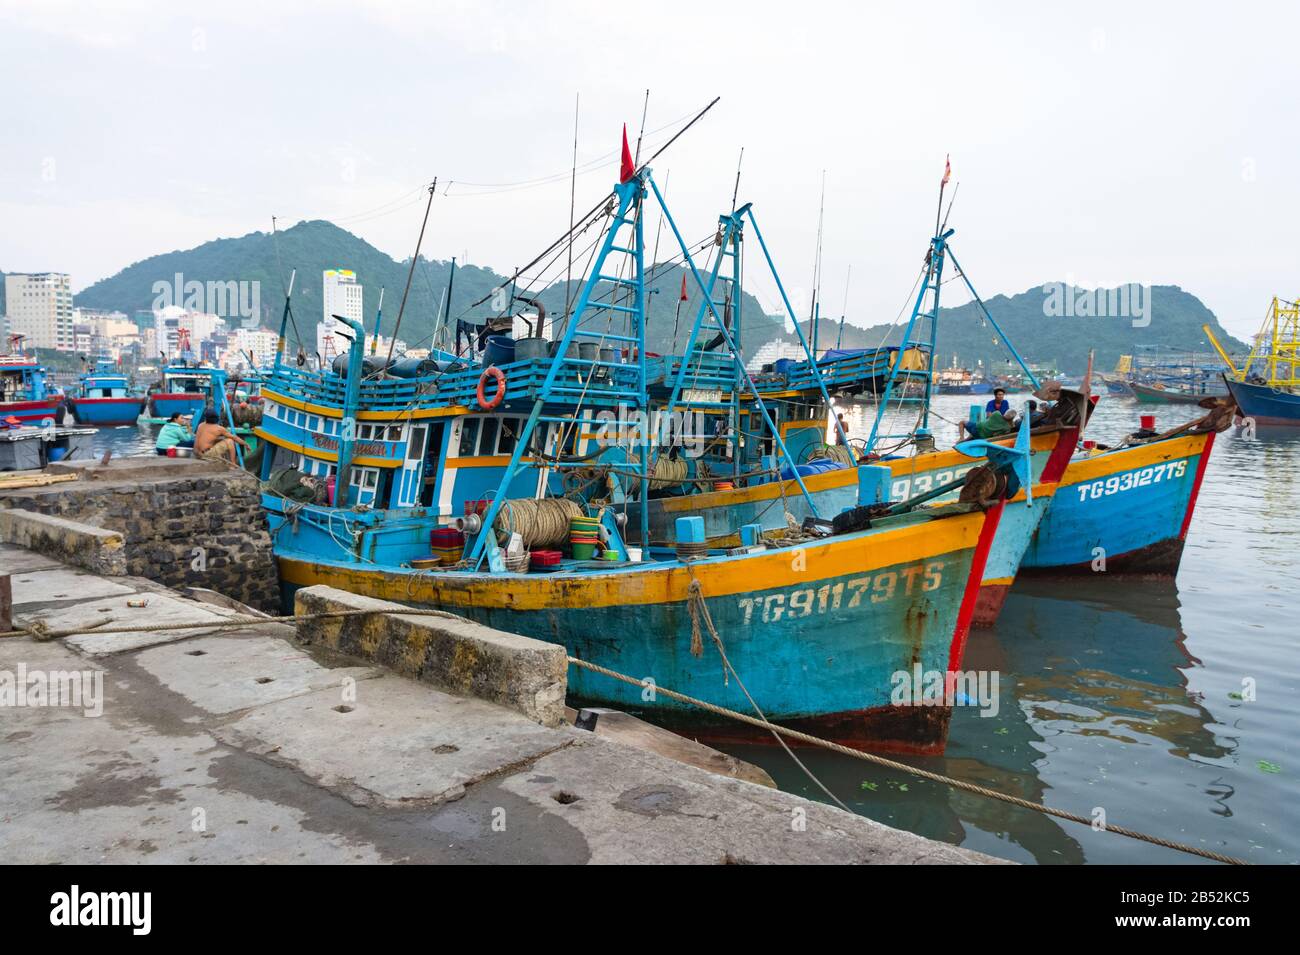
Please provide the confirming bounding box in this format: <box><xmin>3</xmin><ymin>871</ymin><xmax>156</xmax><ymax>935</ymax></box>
<box><xmin>1021</xmin><ymin>404</ymin><xmax>1232</xmax><ymax>576</ymax></box>
<box><xmin>0</xmin><ymin>341</ymin><xmax>61</xmax><ymax>425</ymax></box>
<box><xmin>1205</xmin><ymin>298</ymin><xmax>1300</xmax><ymax>425</ymax></box>
<box><xmin>256</xmin><ymin>139</ymin><xmax>1021</xmax><ymax>753</ymax></box>
<box><xmin>145</xmin><ymin>363</ymin><xmax>228</xmax><ymax>421</ymax></box>
<box><xmin>69</xmin><ymin>356</ymin><xmax>145</xmax><ymax>426</ymax></box>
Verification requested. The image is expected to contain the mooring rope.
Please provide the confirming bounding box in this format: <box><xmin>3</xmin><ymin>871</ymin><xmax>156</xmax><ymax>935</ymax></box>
<box><xmin>1</xmin><ymin>602</ymin><xmax>1249</xmax><ymax>864</ymax></box>
<box><xmin>567</xmin><ymin>647</ymin><xmax>1248</xmax><ymax>865</ymax></box>
<box><xmin>685</xmin><ymin>578</ymin><xmax>853</xmax><ymax>813</ymax></box>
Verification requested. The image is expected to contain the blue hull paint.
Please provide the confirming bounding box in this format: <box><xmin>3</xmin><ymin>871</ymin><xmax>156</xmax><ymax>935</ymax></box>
<box><xmin>150</xmin><ymin>395</ymin><xmax>208</xmax><ymax>420</ymax></box>
<box><xmin>980</xmin><ymin>491</ymin><xmax>1050</xmax><ymax>584</ymax></box>
<box><xmin>1224</xmin><ymin>378</ymin><xmax>1300</xmax><ymax>425</ymax></box>
<box><xmin>1022</xmin><ymin>438</ymin><xmax>1209</xmax><ymax>574</ymax></box>
<box><xmin>71</xmin><ymin>397</ymin><xmax>145</xmax><ymax>426</ymax></box>
<box><xmin>645</xmin><ymin>443</ymin><xmax>1059</xmax><ymax>604</ymax></box>
<box><xmin>479</xmin><ymin>556</ymin><xmax>974</xmax><ymax>733</ymax></box>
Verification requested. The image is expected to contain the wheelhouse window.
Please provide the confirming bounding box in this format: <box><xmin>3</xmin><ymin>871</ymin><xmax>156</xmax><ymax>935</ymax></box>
<box><xmin>458</xmin><ymin>419</ymin><xmax>479</xmax><ymax>456</ymax></box>
<box><xmin>407</xmin><ymin>425</ymin><xmax>427</xmax><ymax>461</ymax></box>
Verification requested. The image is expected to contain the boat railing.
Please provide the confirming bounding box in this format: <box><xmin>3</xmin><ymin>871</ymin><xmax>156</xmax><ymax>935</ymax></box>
<box><xmin>263</xmin><ymin>354</ymin><xmax>648</xmax><ymax>414</ymax></box>
<box><xmin>782</xmin><ymin>348</ymin><xmax>924</xmax><ymax>392</ymax></box>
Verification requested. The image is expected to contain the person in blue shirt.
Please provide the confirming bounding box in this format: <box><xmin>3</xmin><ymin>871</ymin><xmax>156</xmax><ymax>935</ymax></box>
<box><xmin>985</xmin><ymin>388</ymin><xmax>1010</xmax><ymax>416</ymax></box>
<box><xmin>155</xmin><ymin>413</ymin><xmax>194</xmax><ymax>455</ymax></box>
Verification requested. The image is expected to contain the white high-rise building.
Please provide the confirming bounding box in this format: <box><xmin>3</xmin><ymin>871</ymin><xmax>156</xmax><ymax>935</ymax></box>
<box><xmin>4</xmin><ymin>273</ymin><xmax>73</xmax><ymax>351</ymax></box>
<box><xmin>317</xmin><ymin>269</ymin><xmax>364</xmax><ymax>360</ymax></box>
<box><xmin>225</xmin><ymin>327</ymin><xmax>280</xmax><ymax>372</ymax></box>
<box><xmin>152</xmin><ymin>305</ymin><xmax>225</xmax><ymax>360</ymax></box>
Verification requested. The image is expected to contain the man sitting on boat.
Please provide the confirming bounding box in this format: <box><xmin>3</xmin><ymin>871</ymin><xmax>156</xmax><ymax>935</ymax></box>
<box><xmin>194</xmin><ymin>410</ymin><xmax>249</xmax><ymax>464</ymax></box>
<box><xmin>154</xmin><ymin>413</ymin><xmax>194</xmax><ymax>455</ymax></box>
<box><xmin>985</xmin><ymin>388</ymin><xmax>1010</xmax><ymax>416</ymax></box>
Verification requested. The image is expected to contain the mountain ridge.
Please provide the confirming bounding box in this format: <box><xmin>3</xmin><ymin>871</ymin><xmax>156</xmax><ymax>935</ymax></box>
<box><xmin>10</xmin><ymin>221</ymin><xmax>1248</xmax><ymax>373</ymax></box>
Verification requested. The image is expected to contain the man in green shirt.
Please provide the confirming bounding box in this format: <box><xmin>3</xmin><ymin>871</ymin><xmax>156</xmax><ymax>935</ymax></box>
<box><xmin>155</xmin><ymin>413</ymin><xmax>194</xmax><ymax>455</ymax></box>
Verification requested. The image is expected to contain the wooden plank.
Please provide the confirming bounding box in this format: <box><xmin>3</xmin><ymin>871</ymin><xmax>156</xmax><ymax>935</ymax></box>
<box><xmin>0</xmin><ymin>472</ymin><xmax>79</xmax><ymax>490</ymax></box>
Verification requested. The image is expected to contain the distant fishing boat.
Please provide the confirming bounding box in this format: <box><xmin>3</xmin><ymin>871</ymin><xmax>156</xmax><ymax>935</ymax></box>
<box><xmin>0</xmin><ymin>338</ymin><xmax>61</xmax><ymax>425</ymax></box>
<box><xmin>145</xmin><ymin>363</ymin><xmax>227</xmax><ymax>421</ymax></box>
<box><xmin>937</xmin><ymin>357</ymin><xmax>975</xmax><ymax>394</ymax></box>
<box><xmin>1099</xmin><ymin>373</ymin><xmax>1134</xmax><ymax>396</ymax></box>
<box><xmin>69</xmin><ymin>356</ymin><xmax>145</xmax><ymax>426</ymax></box>
<box><xmin>1129</xmin><ymin>379</ymin><xmax>1225</xmax><ymax>404</ymax></box>
<box><xmin>1205</xmin><ymin>298</ymin><xmax>1300</xmax><ymax>425</ymax></box>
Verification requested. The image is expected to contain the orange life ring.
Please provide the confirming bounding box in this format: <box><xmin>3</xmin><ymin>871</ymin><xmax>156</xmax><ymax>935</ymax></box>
<box><xmin>477</xmin><ymin>366</ymin><xmax>507</xmax><ymax>410</ymax></box>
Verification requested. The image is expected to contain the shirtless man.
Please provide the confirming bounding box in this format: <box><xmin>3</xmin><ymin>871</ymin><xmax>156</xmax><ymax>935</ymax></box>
<box><xmin>194</xmin><ymin>410</ymin><xmax>248</xmax><ymax>464</ymax></box>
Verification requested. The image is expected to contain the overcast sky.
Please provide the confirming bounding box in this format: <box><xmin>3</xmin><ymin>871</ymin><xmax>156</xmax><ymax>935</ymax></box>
<box><xmin>2</xmin><ymin>0</ymin><xmax>1296</xmax><ymax>340</ymax></box>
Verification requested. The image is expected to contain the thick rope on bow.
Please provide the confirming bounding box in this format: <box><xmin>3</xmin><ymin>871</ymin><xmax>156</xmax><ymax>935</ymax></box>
<box><xmin>685</xmin><ymin>579</ymin><xmax>725</xmax><ymax>684</ymax></box>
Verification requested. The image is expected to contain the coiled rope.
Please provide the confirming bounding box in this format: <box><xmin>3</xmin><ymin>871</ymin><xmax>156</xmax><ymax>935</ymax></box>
<box><xmin>493</xmin><ymin>496</ymin><xmax>585</xmax><ymax>549</ymax></box>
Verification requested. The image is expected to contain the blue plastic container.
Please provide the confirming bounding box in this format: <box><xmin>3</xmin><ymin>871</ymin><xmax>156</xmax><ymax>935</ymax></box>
<box><xmin>482</xmin><ymin>336</ymin><xmax>516</xmax><ymax>368</ymax></box>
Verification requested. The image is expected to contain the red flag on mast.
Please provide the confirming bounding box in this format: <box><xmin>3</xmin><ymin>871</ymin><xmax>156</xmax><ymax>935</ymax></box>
<box><xmin>619</xmin><ymin>124</ymin><xmax>635</xmax><ymax>183</ymax></box>
<box><xmin>680</xmin><ymin>274</ymin><xmax>689</xmax><ymax>301</ymax></box>
<box><xmin>941</xmin><ymin>154</ymin><xmax>951</xmax><ymax>187</ymax></box>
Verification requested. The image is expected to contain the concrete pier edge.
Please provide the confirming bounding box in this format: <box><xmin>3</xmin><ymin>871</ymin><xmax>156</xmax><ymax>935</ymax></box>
<box><xmin>294</xmin><ymin>584</ymin><xmax>568</xmax><ymax>728</ymax></box>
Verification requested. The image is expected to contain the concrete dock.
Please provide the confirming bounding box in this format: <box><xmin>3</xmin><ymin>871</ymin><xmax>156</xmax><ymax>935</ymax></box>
<box><xmin>0</xmin><ymin>503</ymin><xmax>1001</xmax><ymax>864</ymax></box>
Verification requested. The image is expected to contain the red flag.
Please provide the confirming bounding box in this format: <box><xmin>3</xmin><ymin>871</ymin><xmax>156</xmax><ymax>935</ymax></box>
<box><xmin>619</xmin><ymin>123</ymin><xmax>635</xmax><ymax>183</ymax></box>
<box><xmin>941</xmin><ymin>154</ymin><xmax>951</xmax><ymax>187</ymax></box>
<box><xmin>680</xmin><ymin>274</ymin><xmax>689</xmax><ymax>301</ymax></box>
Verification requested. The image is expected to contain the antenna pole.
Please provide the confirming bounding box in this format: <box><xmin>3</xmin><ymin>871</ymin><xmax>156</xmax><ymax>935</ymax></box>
<box><xmin>730</xmin><ymin>147</ymin><xmax>744</xmax><ymax>212</ymax></box>
<box><xmin>837</xmin><ymin>265</ymin><xmax>852</xmax><ymax>350</ymax></box>
<box><xmin>386</xmin><ymin>179</ymin><xmax>437</xmax><ymax>369</ymax></box>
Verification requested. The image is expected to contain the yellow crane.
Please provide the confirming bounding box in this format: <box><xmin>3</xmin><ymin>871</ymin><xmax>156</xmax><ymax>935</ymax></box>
<box><xmin>1204</xmin><ymin>296</ymin><xmax>1300</xmax><ymax>387</ymax></box>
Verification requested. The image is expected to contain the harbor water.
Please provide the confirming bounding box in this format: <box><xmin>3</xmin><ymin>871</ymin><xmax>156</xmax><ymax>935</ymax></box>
<box><xmin>95</xmin><ymin>398</ymin><xmax>1298</xmax><ymax>864</ymax></box>
<box><xmin>724</xmin><ymin>393</ymin><xmax>1300</xmax><ymax>864</ymax></box>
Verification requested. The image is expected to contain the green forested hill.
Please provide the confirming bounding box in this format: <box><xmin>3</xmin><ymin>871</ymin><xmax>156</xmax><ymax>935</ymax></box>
<box><xmin>57</xmin><ymin>220</ymin><xmax>1245</xmax><ymax>372</ymax></box>
<box><xmin>801</xmin><ymin>284</ymin><xmax>1248</xmax><ymax>375</ymax></box>
<box><xmin>68</xmin><ymin>219</ymin><xmax>784</xmax><ymax>355</ymax></box>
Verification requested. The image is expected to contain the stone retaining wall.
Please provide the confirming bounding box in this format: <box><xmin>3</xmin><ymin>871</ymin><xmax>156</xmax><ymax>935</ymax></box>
<box><xmin>0</xmin><ymin>467</ymin><xmax>278</xmax><ymax>610</ymax></box>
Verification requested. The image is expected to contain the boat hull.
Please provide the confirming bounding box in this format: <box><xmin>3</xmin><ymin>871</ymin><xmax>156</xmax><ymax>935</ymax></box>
<box><xmin>1223</xmin><ymin>377</ymin><xmax>1300</xmax><ymax>425</ymax></box>
<box><xmin>645</xmin><ymin>428</ymin><xmax>1078</xmax><ymax>628</ymax></box>
<box><xmin>149</xmin><ymin>393</ymin><xmax>208</xmax><ymax>420</ymax></box>
<box><xmin>0</xmin><ymin>398</ymin><xmax>61</xmax><ymax>425</ymax></box>
<box><xmin>1020</xmin><ymin>431</ymin><xmax>1215</xmax><ymax>576</ymax></box>
<box><xmin>969</xmin><ymin>484</ymin><xmax>1055</xmax><ymax>627</ymax></box>
<box><xmin>70</xmin><ymin>396</ymin><xmax>145</xmax><ymax>426</ymax></box>
<box><xmin>1130</xmin><ymin>381</ymin><xmax>1225</xmax><ymax>404</ymax></box>
<box><xmin>276</xmin><ymin>503</ymin><xmax>1002</xmax><ymax>754</ymax></box>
